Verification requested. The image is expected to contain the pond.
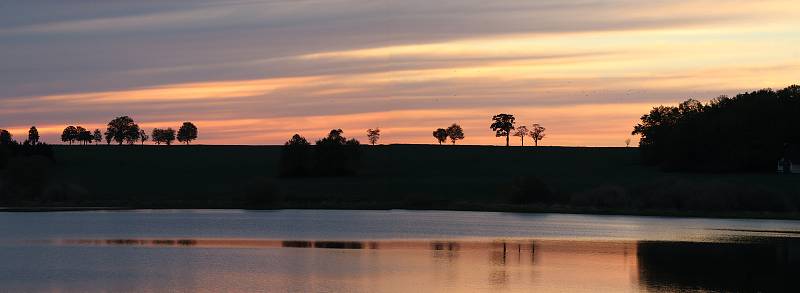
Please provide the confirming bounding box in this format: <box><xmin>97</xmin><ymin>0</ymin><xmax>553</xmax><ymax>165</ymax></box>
<box><xmin>1</xmin><ymin>210</ymin><xmax>798</xmax><ymax>292</ymax></box>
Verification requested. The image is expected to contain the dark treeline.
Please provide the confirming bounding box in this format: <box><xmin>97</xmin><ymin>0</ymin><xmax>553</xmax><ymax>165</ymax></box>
<box><xmin>48</xmin><ymin>116</ymin><xmax>197</xmax><ymax>146</ymax></box>
<box><xmin>633</xmin><ymin>85</ymin><xmax>800</xmax><ymax>172</ymax></box>
<box><xmin>0</xmin><ymin>135</ymin><xmax>56</xmax><ymax>203</ymax></box>
<box><xmin>280</xmin><ymin>129</ymin><xmax>362</xmax><ymax>177</ymax></box>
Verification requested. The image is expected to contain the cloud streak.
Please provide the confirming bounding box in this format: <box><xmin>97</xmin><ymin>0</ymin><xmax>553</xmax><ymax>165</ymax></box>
<box><xmin>1</xmin><ymin>0</ymin><xmax>799</xmax><ymax>146</ymax></box>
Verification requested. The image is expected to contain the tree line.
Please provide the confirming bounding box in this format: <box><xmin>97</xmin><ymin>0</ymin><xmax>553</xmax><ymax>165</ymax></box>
<box><xmin>0</xmin><ymin>117</ymin><xmax>198</xmax><ymax>146</ymax></box>
<box><xmin>4</xmin><ymin>114</ymin><xmax>547</xmax><ymax>147</ymax></box>
<box><xmin>632</xmin><ymin>84</ymin><xmax>800</xmax><ymax>172</ymax></box>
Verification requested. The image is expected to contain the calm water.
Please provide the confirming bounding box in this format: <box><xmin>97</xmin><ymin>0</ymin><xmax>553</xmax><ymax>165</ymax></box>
<box><xmin>1</xmin><ymin>209</ymin><xmax>799</xmax><ymax>292</ymax></box>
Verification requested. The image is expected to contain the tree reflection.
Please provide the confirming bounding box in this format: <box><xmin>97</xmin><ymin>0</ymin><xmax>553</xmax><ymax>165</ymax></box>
<box><xmin>637</xmin><ymin>238</ymin><xmax>800</xmax><ymax>292</ymax></box>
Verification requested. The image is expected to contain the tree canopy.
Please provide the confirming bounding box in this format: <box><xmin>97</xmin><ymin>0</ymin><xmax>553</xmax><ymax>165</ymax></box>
<box><xmin>446</xmin><ymin>124</ymin><xmax>465</xmax><ymax>145</ymax></box>
<box><xmin>76</xmin><ymin>126</ymin><xmax>93</xmax><ymax>145</ymax></box>
<box><xmin>490</xmin><ymin>113</ymin><xmax>515</xmax><ymax>146</ymax></box>
<box><xmin>632</xmin><ymin>85</ymin><xmax>800</xmax><ymax>172</ymax></box>
<box><xmin>152</xmin><ymin>128</ymin><xmax>176</xmax><ymax>145</ymax></box>
<box><xmin>513</xmin><ymin>126</ymin><xmax>529</xmax><ymax>146</ymax></box>
<box><xmin>28</xmin><ymin>127</ymin><xmax>39</xmax><ymax>144</ymax></box>
<box><xmin>177</xmin><ymin>122</ymin><xmax>198</xmax><ymax>144</ymax></box>
<box><xmin>0</xmin><ymin>129</ymin><xmax>12</xmax><ymax>145</ymax></box>
<box><xmin>106</xmin><ymin>116</ymin><xmax>140</xmax><ymax>145</ymax></box>
<box><xmin>432</xmin><ymin>128</ymin><xmax>448</xmax><ymax>144</ymax></box>
<box><xmin>92</xmin><ymin>129</ymin><xmax>102</xmax><ymax>145</ymax></box>
<box><xmin>530</xmin><ymin>124</ymin><xmax>546</xmax><ymax>146</ymax></box>
<box><xmin>366</xmin><ymin>128</ymin><xmax>381</xmax><ymax>145</ymax></box>
<box><xmin>61</xmin><ymin>126</ymin><xmax>78</xmax><ymax>145</ymax></box>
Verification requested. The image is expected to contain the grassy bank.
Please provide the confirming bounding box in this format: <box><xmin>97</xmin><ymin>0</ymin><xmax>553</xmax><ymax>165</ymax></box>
<box><xmin>4</xmin><ymin>144</ymin><xmax>800</xmax><ymax>218</ymax></box>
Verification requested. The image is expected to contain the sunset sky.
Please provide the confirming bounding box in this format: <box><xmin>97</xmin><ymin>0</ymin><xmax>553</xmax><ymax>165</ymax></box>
<box><xmin>2</xmin><ymin>0</ymin><xmax>799</xmax><ymax>146</ymax></box>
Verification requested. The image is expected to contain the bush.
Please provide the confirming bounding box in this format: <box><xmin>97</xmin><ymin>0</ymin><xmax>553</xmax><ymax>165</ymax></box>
<box><xmin>509</xmin><ymin>176</ymin><xmax>557</xmax><ymax>204</ymax></box>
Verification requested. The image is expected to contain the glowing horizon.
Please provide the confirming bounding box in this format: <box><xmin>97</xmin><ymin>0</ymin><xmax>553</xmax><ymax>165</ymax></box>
<box><xmin>2</xmin><ymin>0</ymin><xmax>800</xmax><ymax>146</ymax></box>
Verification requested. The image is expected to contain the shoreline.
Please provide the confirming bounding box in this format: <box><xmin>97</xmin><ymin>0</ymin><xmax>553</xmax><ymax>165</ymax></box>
<box><xmin>3</xmin><ymin>203</ymin><xmax>799</xmax><ymax>221</ymax></box>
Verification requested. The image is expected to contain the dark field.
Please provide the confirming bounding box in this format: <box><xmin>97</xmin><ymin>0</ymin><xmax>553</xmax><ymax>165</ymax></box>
<box><xmin>12</xmin><ymin>145</ymin><xmax>800</xmax><ymax>217</ymax></box>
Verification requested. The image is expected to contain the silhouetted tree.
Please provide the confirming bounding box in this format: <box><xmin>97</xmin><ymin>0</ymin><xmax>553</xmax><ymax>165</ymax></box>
<box><xmin>93</xmin><ymin>129</ymin><xmax>102</xmax><ymax>145</ymax></box>
<box><xmin>513</xmin><ymin>126</ymin><xmax>529</xmax><ymax>146</ymax></box>
<box><xmin>314</xmin><ymin>129</ymin><xmax>362</xmax><ymax>176</ymax></box>
<box><xmin>177</xmin><ymin>122</ymin><xmax>198</xmax><ymax>145</ymax></box>
<box><xmin>152</xmin><ymin>128</ymin><xmax>176</xmax><ymax>145</ymax></box>
<box><xmin>106</xmin><ymin>116</ymin><xmax>140</xmax><ymax>145</ymax></box>
<box><xmin>530</xmin><ymin>124</ymin><xmax>546</xmax><ymax>146</ymax></box>
<box><xmin>490</xmin><ymin>114</ymin><xmax>515</xmax><ymax>146</ymax></box>
<box><xmin>625</xmin><ymin>138</ymin><xmax>632</xmax><ymax>147</ymax></box>
<box><xmin>0</xmin><ymin>129</ymin><xmax>12</xmax><ymax>145</ymax></box>
<box><xmin>138</xmin><ymin>129</ymin><xmax>148</xmax><ymax>145</ymax></box>
<box><xmin>103</xmin><ymin>130</ymin><xmax>112</xmax><ymax>145</ymax></box>
<box><xmin>27</xmin><ymin>127</ymin><xmax>39</xmax><ymax>144</ymax></box>
<box><xmin>124</xmin><ymin>124</ymin><xmax>140</xmax><ymax>145</ymax></box>
<box><xmin>433</xmin><ymin>128</ymin><xmax>448</xmax><ymax>144</ymax></box>
<box><xmin>366</xmin><ymin>128</ymin><xmax>381</xmax><ymax>145</ymax></box>
<box><xmin>76</xmin><ymin>126</ymin><xmax>93</xmax><ymax>145</ymax></box>
<box><xmin>280</xmin><ymin>134</ymin><xmax>312</xmax><ymax>177</ymax></box>
<box><xmin>61</xmin><ymin>126</ymin><xmax>78</xmax><ymax>145</ymax></box>
<box><xmin>446</xmin><ymin>123</ymin><xmax>465</xmax><ymax>145</ymax></box>
<box><xmin>632</xmin><ymin>85</ymin><xmax>800</xmax><ymax>171</ymax></box>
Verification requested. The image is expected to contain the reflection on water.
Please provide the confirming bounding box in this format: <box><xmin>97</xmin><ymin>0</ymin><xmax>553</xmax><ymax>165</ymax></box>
<box><xmin>3</xmin><ymin>210</ymin><xmax>800</xmax><ymax>292</ymax></box>
<box><xmin>15</xmin><ymin>237</ymin><xmax>800</xmax><ymax>292</ymax></box>
<box><xmin>638</xmin><ymin>239</ymin><xmax>800</xmax><ymax>292</ymax></box>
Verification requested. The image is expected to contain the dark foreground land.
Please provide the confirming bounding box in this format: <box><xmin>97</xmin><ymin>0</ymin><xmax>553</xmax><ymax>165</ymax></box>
<box><xmin>3</xmin><ymin>145</ymin><xmax>800</xmax><ymax>218</ymax></box>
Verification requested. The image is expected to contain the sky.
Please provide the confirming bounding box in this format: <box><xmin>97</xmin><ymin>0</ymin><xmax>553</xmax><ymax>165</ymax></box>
<box><xmin>2</xmin><ymin>0</ymin><xmax>799</xmax><ymax>146</ymax></box>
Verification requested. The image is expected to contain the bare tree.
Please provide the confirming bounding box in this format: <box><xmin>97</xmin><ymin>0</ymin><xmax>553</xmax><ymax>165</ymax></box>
<box><xmin>490</xmin><ymin>114</ymin><xmax>515</xmax><ymax>146</ymax></box>
<box><xmin>432</xmin><ymin>128</ymin><xmax>448</xmax><ymax>145</ymax></box>
<box><xmin>529</xmin><ymin>124</ymin><xmax>546</xmax><ymax>146</ymax></box>
<box><xmin>513</xmin><ymin>126</ymin><xmax>529</xmax><ymax>146</ymax></box>
<box><xmin>366</xmin><ymin>128</ymin><xmax>381</xmax><ymax>145</ymax></box>
<box><xmin>625</xmin><ymin>138</ymin><xmax>631</xmax><ymax>147</ymax></box>
<box><xmin>446</xmin><ymin>123</ymin><xmax>464</xmax><ymax>145</ymax></box>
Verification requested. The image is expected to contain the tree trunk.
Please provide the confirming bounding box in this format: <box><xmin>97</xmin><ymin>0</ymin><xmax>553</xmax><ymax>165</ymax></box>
<box><xmin>521</xmin><ymin>137</ymin><xmax>524</xmax><ymax>146</ymax></box>
<box><xmin>535</xmin><ymin>139</ymin><xmax>538</xmax><ymax>147</ymax></box>
<box><xmin>505</xmin><ymin>134</ymin><xmax>510</xmax><ymax>146</ymax></box>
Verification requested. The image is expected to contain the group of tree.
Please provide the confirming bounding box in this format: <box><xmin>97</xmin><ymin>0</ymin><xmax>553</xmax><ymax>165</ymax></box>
<box><xmin>280</xmin><ymin>129</ymin><xmax>362</xmax><ymax>177</ymax></box>
<box><xmin>432</xmin><ymin>123</ymin><xmax>465</xmax><ymax>144</ymax></box>
<box><xmin>61</xmin><ymin>126</ymin><xmax>101</xmax><ymax>145</ymax></box>
<box><xmin>54</xmin><ymin>117</ymin><xmax>198</xmax><ymax>146</ymax></box>
<box><xmin>632</xmin><ymin>84</ymin><xmax>800</xmax><ymax>172</ymax></box>
<box><xmin>490</xmin><ymin>114</ymin><xmax>547</xmax><ymax>146</ymax></box>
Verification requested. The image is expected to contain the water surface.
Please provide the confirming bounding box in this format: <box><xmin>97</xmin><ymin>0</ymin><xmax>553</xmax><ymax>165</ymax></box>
<box><xmin>1</xmin><ymin>210</ymin><xmax>798</xmax><ymax>292</ymax></box>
